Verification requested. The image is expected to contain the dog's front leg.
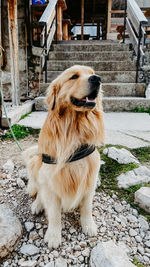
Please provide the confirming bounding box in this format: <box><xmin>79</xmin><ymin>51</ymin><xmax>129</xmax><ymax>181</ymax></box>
<box><xmin>80</xmin><ymin>191</ymin><xmax>97</xmax><ymax>236</ymax></box>
<box><xmin>42</xmin><ymin>189</ymin><xmax>61</xmax><ymax>249</ymax></box>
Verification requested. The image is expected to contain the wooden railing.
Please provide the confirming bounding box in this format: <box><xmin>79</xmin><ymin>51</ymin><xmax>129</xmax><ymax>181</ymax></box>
<box><xmin>124</xmin><ymin>0</ymin><xmax>148</xmax><ymax>82</ymax></box>
<box><xmin>38</xmin><ymin>0</ymin><xmax>57</xmax><ymax>83</ymax></box>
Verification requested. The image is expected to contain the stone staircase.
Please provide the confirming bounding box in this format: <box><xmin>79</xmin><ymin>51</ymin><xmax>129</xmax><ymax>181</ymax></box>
<box><xmin>36</xmin><ymin>40</ymin><xmax>150</xmax><ymax>112</ymax></box>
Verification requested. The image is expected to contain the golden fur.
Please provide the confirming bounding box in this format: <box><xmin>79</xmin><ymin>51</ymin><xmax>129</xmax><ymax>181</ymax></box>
<box><xmin>23</xmin><ymin>65</ymin><xmax>105</xmax><ymax>248</ymax></box>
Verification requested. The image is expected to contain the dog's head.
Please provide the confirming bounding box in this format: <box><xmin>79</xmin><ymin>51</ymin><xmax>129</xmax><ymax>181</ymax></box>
<box><xmin>46</xmin><ymin>65</ymin><xmax>102</xmax><ymax>112</ymax></box>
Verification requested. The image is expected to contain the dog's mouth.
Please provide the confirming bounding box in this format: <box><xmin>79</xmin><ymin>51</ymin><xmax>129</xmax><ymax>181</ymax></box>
<box><xmin>71</xmin><ymin>90</ymin><xmax>98</xmax><ymax>108</ymax></box>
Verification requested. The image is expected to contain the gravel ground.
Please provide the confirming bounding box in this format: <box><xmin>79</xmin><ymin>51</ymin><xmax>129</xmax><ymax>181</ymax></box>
<box><xmin>0</xmin><ymin>137</ymin><xmax>150</xmax><ymax>267</ymax></box>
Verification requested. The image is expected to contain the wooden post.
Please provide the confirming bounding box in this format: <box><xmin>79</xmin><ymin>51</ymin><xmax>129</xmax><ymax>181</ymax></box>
<box><xmin>62</xmin><ymin>22</ymin><xmax>68</xmax><ymax>40</ymax></box>
<box><xmin>107</xmin><ymin>0</ymin><xmax>112</xmax><ymax>35</ymax></box>
<box><xmin>57</xmin><ymin>5</ymin><xmax>63</xmax><ymax>40</ymax></box>
<box><xmin>97</xmin><ymin>20</ymin><xmax>100</xmax><ymax>39</ymax></box>
<box><xmin>0</xmin><ymin>0</ymin><xmax>3</xmax><ymax>68</ymax></box>
<box><xmin>8</xmin><ymin>0</ymin><xmax>20</xmax><ymax>106</ymax></box>
<box><xmin>81</xmin><ymin>0</ymin><xmax>84</xmax><ymax>40</ymax></box>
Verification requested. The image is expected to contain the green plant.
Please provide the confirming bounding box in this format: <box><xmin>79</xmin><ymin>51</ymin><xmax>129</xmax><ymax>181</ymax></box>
<box><xmin>133</xmin><ymin>257</ymin><xmax>145</xmax><ymax>267</ymax></box>
<box><xmin>20</xmin><ymin>112</ymin><xmax>32</xmax><ymax>120</ymax></box>
<box><xmin>133</xmin><ymin>106</ymin><xmax>150</xmax><ymax>115</ymax></box>
<box><xmin>2</xmin><ymin>125</ymin><xmax>40</xmax><ymax>140</ymax></box>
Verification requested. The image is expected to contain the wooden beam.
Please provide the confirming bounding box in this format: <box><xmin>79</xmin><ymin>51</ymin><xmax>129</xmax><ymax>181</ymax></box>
<box><xmin>8</xmin><ymin>0</ymin><xmax>20</xmax><ymax>106</ymax></box>
<box><xmin>57</xmin><ymin>4</ymin><xmax>63</xmax><ymax>40</ymax></box>
<box><xmin>0</xmin><ymin>0</ymin><xmax>3</xmax><ymax>68</ymax></box>
<box><xmin>107</xmin><ymin>0</ymin><xmax>112</xmax><ymax>34</ymax></box>
<box><xmin>81</xmin><ymin>0</ymin><xmax>84</xmax><ymax>40</ymax></box>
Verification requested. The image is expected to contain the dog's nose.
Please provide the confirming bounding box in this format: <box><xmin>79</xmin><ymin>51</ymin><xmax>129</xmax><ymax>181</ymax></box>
<box><xmin>88</xmin><ymin>75</ymin><xmax>101</xmax><ymax>85</ymax></box>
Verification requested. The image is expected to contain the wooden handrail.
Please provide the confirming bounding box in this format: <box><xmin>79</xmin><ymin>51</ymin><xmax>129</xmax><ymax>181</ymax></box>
<box><xmin>37</xmin><ymin>0</ymin><xmax>58</xmax><ymax>82</ymax></box>
<box><xmin>124</xmin><ymin>0</ymin><xmax>148</xmax><ymax>83</ymax></box>
<box><xmin>39</xmin><ymin>0</ymin><xmax>57</xmax><ymax>25</ymax></box>
<box><xmin>128</xmin><ymin>0</ymin><xmax>148</xmax><ymax>25</ymax></box>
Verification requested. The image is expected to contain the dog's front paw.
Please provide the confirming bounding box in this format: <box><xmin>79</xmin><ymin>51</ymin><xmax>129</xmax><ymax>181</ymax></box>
<box><xmin>31</xmin><ymin>198</ymin><xmax>43</xmax><ymax>215</ymax></box>
<box><xmin>44</xmin><ymin>229</ymin><xmax>61</xmax><ymax>249</ymax></box>
<box><xmin>81</xmin><ymin>218</ymin><xmax>97</xmax><ymax>236</ymax></box>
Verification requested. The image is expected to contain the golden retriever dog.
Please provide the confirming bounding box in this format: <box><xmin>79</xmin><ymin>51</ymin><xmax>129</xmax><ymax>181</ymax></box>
<box><xmin>23</xmin><ymin>65</ymin><xmax>105</xmax><ymax>249</ymax></box>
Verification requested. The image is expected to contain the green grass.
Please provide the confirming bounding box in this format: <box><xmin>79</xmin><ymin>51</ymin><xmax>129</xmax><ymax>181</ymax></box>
<box><xmin>131</xmin><ymin>147</ymin><xmax>150</xmax><ymax>164</ymax></box>
<box><xmin>133</xmin><ymin>106</ymin><xmax>150</xmax><ymax>115</ymax></box>
<box><xmin>98</xmin><ymin>145</ymin><xmax>150</xmax><ymax>223</ymax></box>
<box><xmin>133</xmin><ymin>257</ymin><xmax>145</xmax><ymax>267</ymax></box>
<box><xmin>20</xmin><ymin>112</ymin><xmax>32</xmax><ymax>120</ymax></box>
<box><xmin>1</xmin><ymin>125</ymin><xmax>40</xmax><ymax>140</ymax></box>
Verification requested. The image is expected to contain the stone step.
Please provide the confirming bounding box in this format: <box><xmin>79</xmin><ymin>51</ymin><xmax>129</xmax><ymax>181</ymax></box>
<box><xmin>34</xmin><ymin>96</ymin><xmax>150</xmax><ymax>112</ymax></box>
<box><xmin>38</xmin><ymin>82</ymin><xmax>145</xmax><ymax>97</ymax></box>
<box><xmin>47</xmin><ymin>71</ymin><xmax>137</xmax><ymax>83</ymax></box>
<box><xmin>103</xmin><ymin>83</ymin><xmax>145</xmax><ymax>97</ymax></box>
<box><xmin>48</xmin><ymin>51</ymin><xmax>132</xmax><ymax>61</ymax></box>
<box><xmin>51</xmin><ymin>42</ymin><xmax>130</xmax><ymax>52</ymax></box>
<box><xmin>103</xmin><ymin>97</ymin><xmax>150</xmax><ymax>112</ymax></box>
<box><xmin>47</xmin><ymin>60</ymin><xmax>136</xmax><ymax>71</ymax></box>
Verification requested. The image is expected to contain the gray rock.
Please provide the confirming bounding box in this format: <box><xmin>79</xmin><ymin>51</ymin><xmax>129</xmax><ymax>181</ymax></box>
<box><xmin>96</xmin><ymin>174</ymin><xmax>101</xmax><ymax>188</ymax></box>
<box><xmin>3</xmin><ymin>159</ymin><xmax>14</xmax><ymax>173</ymax></box>
<box><xmin>0</xmin><ymin>204</ymin><xmax>22</xmax><ymax>258</ymax></box>
<box><xmin>24</xmin><ymin>222</ymin><xmax>34</xmax><ymax>232</ymax></box>
<box><xmin>20</xmin><ymin>260</ymin><xmax>37</xmax><ymax>267</ymax></box>
<box><xmin>16</xmin><ymin>178</ymin><xmax>25</xmax><ymax>188</ymax></box>
<box><xmin>114</xmin><ymin>203</ymin><xmax>124</xmax><ymax>213</ymax></box>
<box><xmin>90</xmin><ymin>240</ymin><xmax>136</xmax><ymax>267</ymax></box>
<box><xmin>137</xmin><ymin>245</ymin><xmax>144</xmax><ymax>254</ymax></box>
<box><xmin>18</xmin><ymin>168</ymin><xmax>27</xmax><ymax>181</ymax></box>
<box><xmin>135</xmin><ymin>236</ymin><xmax>142</xmax><ymax>243</ymax></box>
<box><xmin>117</xmin><ymin>166</ymin><xmax>150</xmax><ymax>189</ymax></box>
<box><xmin>145</xmin><ymin>241</ymin><xmax>150</xmax><ymax>248</ymax></box>
<box><xmin>20</xmin><ymin>244</ymin><xmax>40</xmax><ymax>256</ymax></box>
<box><xmin>103</xmin><ymin>147</ymin><xmax>139</xmax><ymax>164</ymax></box>
<box><xmin>44</xmin><ymin>262</ymin><xmax>55</xmax><ymax>267</ymax></box>
<box><xmin>138</xmin><ymin>216</ymin><xmax>149</xmax><ymax>231</ymax></box>
<box><xmin>135</xmin><ymin>187</ymin><xmax>150</xmax><ymax>213</ymax></box>
<box><xmin>55</xmin><ymin>258</ymin><xmax>67</xmax><ymax>267</ymax></box>
<box><xmin>129</xmin><ymin>229</ymin><xmax>137</xmax><ymax>237</ymax></box>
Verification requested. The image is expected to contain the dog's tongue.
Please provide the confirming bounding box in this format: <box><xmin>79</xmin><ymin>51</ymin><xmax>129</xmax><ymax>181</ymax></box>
<box><xmin>81</xmin><ymin>97</ymin><xmax>95</xmax><ymax>103</ymax></box>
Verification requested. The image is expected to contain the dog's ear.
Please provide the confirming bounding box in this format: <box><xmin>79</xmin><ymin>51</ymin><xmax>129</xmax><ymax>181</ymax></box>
<box><xmin>46</xmin><ymin>83</ymin><xmax>58</xmax><ymax>110</ymax></box>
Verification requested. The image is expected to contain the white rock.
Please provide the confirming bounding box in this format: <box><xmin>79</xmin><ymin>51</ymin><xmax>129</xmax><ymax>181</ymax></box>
<box><xmin>129</xmin><ymin>229</ymin><xmax>137</xmax><ymax>237</ymax></box>
<box><xmin>18</xmin><ymin>168</ymin><xmax>27</xmax><ymax>181</ymax></box>
<box><xmin>44</xmin><ymin>261</ymin><xmax>55</xmax><ymax>267</ymax></box>
<box><xmin>69</xmin><ymin>227</ymin><xmax>76</xmax><ymax>234</ymax></box>
<box><xmin>117</xmin><ymin>166</ymin><xmax>150</xmax><ymax>188</ymax></box>
<box><xmin>20</xmin><ymin>260</ymin><xmax>37</xmax><ymax>267</ymax></box>
<box><xmin>138</xmin><ymin>216</ymin><xmax>149</xmax><ymax>231</ymax></box>
<box><xmin>114</xmin><ymin>203</ymin><xmax>124</xmax><ymax>213</ymax></box>
<box><xmin>96</xmin><ymin>174</ymin><xmax>101</xmax><ymax>188</ymax></box>
<box><xmin>55</xmin><ymin>258</ymin><xmax>67</xmax><ymax>267</ymax></box>
<box><xmin>17</xmin><ymin>178</ymin><xmax>25</xmax><ymax>188</ymax></box>
<box><xmin>3</xmin><ymin>159</ymin><xmax>14</xmax><ymax>173</ymax></box>
<box><xmin>145</xmin><ymin>241</ymin><xmax>150</xmax><ymax>248</ymax></box>
<box><xmin>20</xmin><ymin>244</ymin><xmax>40</xmax><ymax>256</ymax></box>
<box><xmin>90</xmin><ymin>240</ymin><xmax>136</xmax><ymax>267</ymax></box>
<box><xmin>25</xmin><ymin>222</ymin><xmax>34</xmax><ymax>232</ymax></box>
<box><xmin>135</xmin><ymin>236</ymin><xmax>142</xmax><ymax>243</ymax></box>
<box><xmin>135</xmin><ymin>187</ymin><xmax>150</xmax><ymax>213</ymax></box>
<box><xmin>103</xmin><ymin>147</ymin><xmax>139</xmax><ymax>164</ymax></box>
<box><xmin>0</xmin><ymin>204</ymin><xmax>22</xmax><ymax>258</ymax></box>
<box><xmin>82</xmin><ymin>248</ymin><xmax>90</xmax><ymax>257</ymax></box>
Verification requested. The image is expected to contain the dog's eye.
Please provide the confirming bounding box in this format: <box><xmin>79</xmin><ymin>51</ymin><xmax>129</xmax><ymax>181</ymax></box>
<box><xmin>70</xmin><ymin>74</ymin><xmax>79</xmax><ymax>80</ymax></box>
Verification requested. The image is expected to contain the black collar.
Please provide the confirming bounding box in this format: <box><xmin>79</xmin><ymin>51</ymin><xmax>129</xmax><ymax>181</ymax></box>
<box><xmin>42</xmin><ymin>144</ymin><xmax>95</xmax><ymax>164</ymax></box>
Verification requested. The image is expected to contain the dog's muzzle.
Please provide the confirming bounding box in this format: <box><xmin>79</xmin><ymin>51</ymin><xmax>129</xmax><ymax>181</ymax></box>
<box><xmin>71</xmin><ymin>75</ymin><xmax>101</xmax><ymax>108</ymax></box>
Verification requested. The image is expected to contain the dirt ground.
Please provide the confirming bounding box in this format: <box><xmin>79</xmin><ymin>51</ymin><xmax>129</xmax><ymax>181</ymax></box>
<box><xmin>0</xmin><ymin>135</ymin><xmax>38</xmax><ymax>167</ymax></box>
